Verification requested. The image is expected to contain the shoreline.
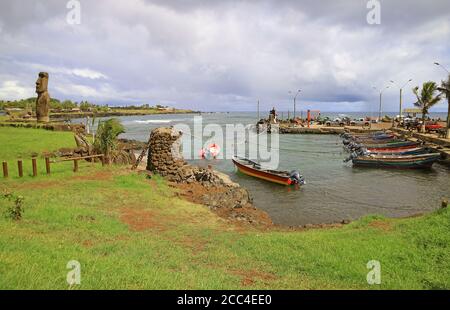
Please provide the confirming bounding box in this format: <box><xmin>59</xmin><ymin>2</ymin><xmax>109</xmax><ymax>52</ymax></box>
<box><xmin>49</xmin><ymin>110</ymin><xmax>200</xmax><ymax>119</ymax></box>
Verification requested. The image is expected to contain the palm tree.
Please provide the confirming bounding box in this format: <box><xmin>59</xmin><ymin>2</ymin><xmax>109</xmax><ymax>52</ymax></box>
<box><xmin>93</xmin><ymin>118</ymin><xmax>125</xmax><ymax>163</ymax></box>
<box><xmin>437</xmin><ymin>74</ymin><xmax>450</xmax><ymax>138</ymax></box>
<box><xmin>412</xmin><ymin>81</ymin><xmax>442</xmax><ymax>133</ymax></box>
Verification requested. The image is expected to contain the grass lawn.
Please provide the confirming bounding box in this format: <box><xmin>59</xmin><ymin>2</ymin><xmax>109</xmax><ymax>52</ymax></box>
<box><xmin>0</xmin><ymin>127</ymin><xmax>449</xmax><ymax>289</ymax></box>
<box><xmin>0</xmin><ymin>127</ymin><xmax>75</xmax><ymax>161</ymax></box>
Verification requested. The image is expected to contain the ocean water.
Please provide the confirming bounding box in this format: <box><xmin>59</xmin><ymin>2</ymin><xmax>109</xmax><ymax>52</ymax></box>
<box><xmin>73</xmin><ymin>112</ymin><xmax>450</xmax><ymax>226</ymax></box>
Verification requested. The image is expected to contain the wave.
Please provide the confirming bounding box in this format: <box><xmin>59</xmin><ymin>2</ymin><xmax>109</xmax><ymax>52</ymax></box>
<box><xmin>133</xmin><ymin>119</ymin><xmax>173</xmax><ymax>124</ymax></box>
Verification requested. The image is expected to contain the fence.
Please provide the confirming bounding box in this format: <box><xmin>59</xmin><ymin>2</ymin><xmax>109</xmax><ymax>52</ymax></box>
<box><xmin>2</xmin><ymin>154</ymin><xmax>105</xmax><ymax>178</ymax></box>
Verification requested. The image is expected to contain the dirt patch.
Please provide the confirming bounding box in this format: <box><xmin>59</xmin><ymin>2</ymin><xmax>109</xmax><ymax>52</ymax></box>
<box><xmin>71</xmin><ymin>170</ymin><xmax>113</xmax><ymax>181</ymax></box>
<box><xmin>368</xmin><ymin>220</ymin><xmax>392</xmax><ymax>231</ymax></box>
<box><xmin>119</xmin><ymin>208</ymin><xmax>166</xmax><ymax>232</ymax></box>
<box><xmin>230</xmin><ymin>269</ymin><xmax>278</xmax><ymax>287</ymax></box>
<box><xmin>82</xmin><ymin>240</ymin><xmax>94</xmax><ymax>248</ymax></box>
<box><xmin>17</xmin><ymin>180</ymin><xmax>61</xmax><ymax>190</ymax></box>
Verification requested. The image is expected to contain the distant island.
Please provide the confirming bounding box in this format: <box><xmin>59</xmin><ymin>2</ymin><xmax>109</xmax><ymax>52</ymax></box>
<box><xmin>0</xmin><ymin>97</ymin><xmax>198</xmax><ymax>119</ymax></box>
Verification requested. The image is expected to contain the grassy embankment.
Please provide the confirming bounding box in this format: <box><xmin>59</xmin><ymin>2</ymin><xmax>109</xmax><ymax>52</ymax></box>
<box><xmin>0</xmin><ymin>126</ymin><xmax>449</xmax><ymax>289</ymax></box>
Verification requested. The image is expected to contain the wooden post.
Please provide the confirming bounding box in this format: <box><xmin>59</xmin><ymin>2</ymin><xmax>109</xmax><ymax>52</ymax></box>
<box><xmin>17</xmin><ymin>160</ymin><xmax>23</xmax><ymax>178</ymax></box>
<box><xmin>2</xmin><ymin>162</ymin><xmax>8</xmax><ymax>178</ymax></box>
<box><xmin>73</xmin><ymin>159</ymin><xmax>78</xmax><ymax>172</ymax></box>
<box><xmin>45</xmin><ymin>157</ymin><xmax>51</xmax><ymax>174</ymax></box>
<box><xmin>101</xmin><ymin>155</ymin><xmax>106</xmax><ymax>166</ymax></box>
<box><xmin>32</xmin><ymin>157</ymin><xmax>37</xmax><ymax>177</ymax></box>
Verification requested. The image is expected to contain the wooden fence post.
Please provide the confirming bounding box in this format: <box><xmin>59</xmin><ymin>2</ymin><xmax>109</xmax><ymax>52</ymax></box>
<box><xmin>2</xmin><ymin>162</ymin><xmax>8</xmax><ymax>178</ymax></box>
<box><xmin>101</xmin><ymin>155</ymin><xmax>105</xmax><ymax>167</ymax></box>
<box><xmin>32</xmin><ymin>157</ymin><xmax>37</xmax><ymax>177</ymax></box>
<box><xmin>73</xmin><ymin>159</ymin><xmax>78</xmax><ymax>172</ymax></box>
<box><xmin>18</xmin><ymin>160</ymin><xmax>23</xmax><ymax>178</ymax></box>
<box><xmin>45</xmin><ymin>157</ymin><xmax>51</xmax><ymax>174</ymax></box>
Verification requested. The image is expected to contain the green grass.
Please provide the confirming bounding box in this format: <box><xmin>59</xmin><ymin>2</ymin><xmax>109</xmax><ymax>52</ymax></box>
<box><xmin>0</xmin><ymin>127</ymin><xmax>75</xmax><ymax>161</ymax></box>
<box><xmin>0</xmin><ymin>127</ymin><xmax>449</xmax><ymax>289</ymax></box>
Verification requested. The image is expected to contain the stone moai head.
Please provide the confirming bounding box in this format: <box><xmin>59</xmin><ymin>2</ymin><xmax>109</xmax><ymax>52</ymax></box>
<box><xmin>35</xmin><ymin>72</ymin><xmax>49</xmax><ymax>94</ymax></box>
<box><xmin>35</xmin><ymin>72</ymin><xmax>50</xmax><ymax>123</ymax></box>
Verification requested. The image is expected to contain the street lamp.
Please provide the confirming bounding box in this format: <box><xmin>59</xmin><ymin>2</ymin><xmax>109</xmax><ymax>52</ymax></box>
<box><xmin>434</xmin><ymin>62</ymin><xmax>450</xmax><ymax>139</ymax></box>
<box><xmin>372</xmin><ymin>85</ymin><xmax>390</xmax><ymax>121</ymax></box>
<box><xmin>390</xmin><ymin>79</ymin><xmax>412</xmax><ymax>125</ymax></box>
<box><xmin>434</xmin><ymin>62</ymin><xmax>450</xmax><ymax>74</ymax></box>
<box><xmin>289</xmin><ymin>90</ymin><xmax>301</xmax><ymax>120</ymax></box>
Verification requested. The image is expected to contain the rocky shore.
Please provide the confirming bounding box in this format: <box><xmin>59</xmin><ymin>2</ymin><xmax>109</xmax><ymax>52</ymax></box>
<box><xmin>145</xmin><ymin>127</ymin><xmax>272</xmax><ymax>226</ymax></box>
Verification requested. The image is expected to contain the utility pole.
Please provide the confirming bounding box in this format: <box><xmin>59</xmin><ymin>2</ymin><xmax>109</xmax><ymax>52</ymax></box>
<box><xmin>373</xmin><ymin>85</ymin><xmax>390</xmax><ymax>122</ymax></box>
<box><xmin>379</xmin><ymin>92</ymin><xmax>382</xmax><ymax>121</ymax></box>
<box><xmin>289</xmin><ymin>89</ymin><xmax>301</xmax><ymax>120</ymax></box>
<box><xmin>390</xmin><ymin>79</ymin><xmax>412</xmax><ymax>126</ymax></box>
<box><xmin>257</xmin><ymin>99</ymin><xmax>260</xmax><ymax>121</ymax></box>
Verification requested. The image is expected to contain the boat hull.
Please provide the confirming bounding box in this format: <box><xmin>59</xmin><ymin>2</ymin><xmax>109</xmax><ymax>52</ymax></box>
<box><xmin>366</xmin><ymin>143</ymin><xmax>420</xmax><ymax>151</ymax></box>
<box><xmin>352</xmin><ymin>154</ymin><xmax>440</xmax><ymax>169</ymax></box>
<box><xmin>232</xmin><ymin>158</ymin><xmax>296</xmax><ymax>186</ymax></box>
<box><xmin>367</xmin><ymin>147</ymin><xmax>429</xmax><ymax>155</ymax></box>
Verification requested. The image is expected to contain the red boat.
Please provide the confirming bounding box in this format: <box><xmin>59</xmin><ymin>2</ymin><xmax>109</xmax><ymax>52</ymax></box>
<box><xmin>232</xmin><ymin>156</ymin><xmax>305</xmax><ymax>186</ymax></box>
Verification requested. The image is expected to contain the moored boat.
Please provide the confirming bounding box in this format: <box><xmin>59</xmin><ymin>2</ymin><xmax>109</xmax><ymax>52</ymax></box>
<box><xmin>364</xmin><ymin>142</ymin><xmax>421</xmax><ymax>151</ymax></box>
<box><xmin>345</xmin><ymin>152</ymin><xmax>441</xmax><ymax>169</ymax></box>
<box><xmin>232</xmin><ymin>156</ymin><xmax>305</xmax><ymax>186</ymax></box>
<box><xmin>366</xmin><ymin>147</ymin><xmax>430</xmax><ymax>155</ymax></box>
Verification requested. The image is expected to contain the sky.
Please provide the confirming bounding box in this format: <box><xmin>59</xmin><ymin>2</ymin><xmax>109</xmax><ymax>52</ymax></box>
<box><xmin>0</xmin><ymin>0</ymin><xmax>449</xmax><ymax>112</ymax></box>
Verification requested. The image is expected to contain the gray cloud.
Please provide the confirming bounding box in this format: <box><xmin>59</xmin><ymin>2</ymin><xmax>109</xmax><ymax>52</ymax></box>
<box><xmin>0</xmin><ymin>0</ymin><xmax>449</xmax><ymax>112</ymax></box>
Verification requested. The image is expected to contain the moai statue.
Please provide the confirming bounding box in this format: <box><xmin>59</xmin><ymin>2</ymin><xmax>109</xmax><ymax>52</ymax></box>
<box><xmin>35</xmin><ymin>72</ymin><xmax>50</xmax><ymax>122</ymax></box>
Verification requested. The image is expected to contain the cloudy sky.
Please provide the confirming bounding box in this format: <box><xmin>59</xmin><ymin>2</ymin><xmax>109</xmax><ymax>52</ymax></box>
<box><xmin>0</xmin><ymin>0</ymin><xmax>449</xmax><ymax>112</ymax></box>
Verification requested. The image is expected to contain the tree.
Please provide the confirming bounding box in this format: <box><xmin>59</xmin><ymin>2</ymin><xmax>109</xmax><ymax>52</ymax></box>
<box><xmin>437</xmin><ymin>74</ymin><xmax>450</xmax><ymax>138</ymax></box>
<box><xmin>61</xmin><ymin>100</ymin><xmax>76</xmax><ymax>110</ymax></box>
<box><xmin>412</xmin><ymin>81</ymin><xmax>442</xmax><ymax>133</ymax></box>
<box><xmin>93</xmin><ymin>118</ymin><xmax>125</xmax><ymax>163</ymax></box>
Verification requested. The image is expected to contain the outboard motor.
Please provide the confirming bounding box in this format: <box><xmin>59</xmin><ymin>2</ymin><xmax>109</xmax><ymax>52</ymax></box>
<box><xmin>290</xmin><ymin>170</ymin><xmax>305</xmax><ymax>185</ymax></box>
<box><xmin>343</xmin><ymin>151</ymin><xmax>359</xmax><ymax>163</ymax></box>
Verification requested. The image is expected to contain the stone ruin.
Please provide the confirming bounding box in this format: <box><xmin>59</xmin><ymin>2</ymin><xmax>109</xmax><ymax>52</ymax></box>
<box><xmin>146</xmin><ymin>127</ymin><xmax>231</xmax><ymax>186</ymax></box>
<box><xmin>146</xmin><ymin>127</ymin><xmax>271</xmax><ymax>225</ymax></box>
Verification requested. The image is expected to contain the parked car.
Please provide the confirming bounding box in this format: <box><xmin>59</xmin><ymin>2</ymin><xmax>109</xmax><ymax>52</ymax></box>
<box><xmin>417</xmin><ymin>121</ymin><xmax>443</xmax><ymax>133</ymax></box>
<box><xmin>325</xmin><ymin>117</ymin><xmax>348</xmax><ymax>127</ymax></box>
<box><xmin>350</xmin><ymin>118</ymin><xmax>370</xmax><ymax>127</ymax></box>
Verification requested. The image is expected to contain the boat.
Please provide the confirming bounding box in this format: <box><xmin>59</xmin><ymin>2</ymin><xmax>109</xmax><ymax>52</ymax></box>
<box><xmin>345</xmin><ymin>140</ymin><xmax>420</xmax><ymax>152</ymax></box>
<box><xmin>232</xmin><ymin>156</ymin><xmax>305</xmax><ymax>186</ymax></box>
<box><xmin>366</xmin><ymin>147</ymin><xmax>430</xmax><ymax>155</ymax></box>
<box><xmin>345</xmin><ymin>152</ymin><xmax>441</xmax><ymax>169</ymax></box>
<box><xmin>364</xmin><ymin>142</ymin><xmax>421</xmax><ymax>151</ymax></box>
<box><xmin>347</xmin><ymin>133</ymin><xmax>395</xmax><ymax>141</ymax></box>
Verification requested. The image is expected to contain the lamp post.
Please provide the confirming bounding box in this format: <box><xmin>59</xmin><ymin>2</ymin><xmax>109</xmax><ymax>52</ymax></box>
<box><xmin>434</xmin><ymin>62</ymin><xmax>450</xmax><ymax>139</ymax></box>
<box><xmin>390</xmin><ymin>79</ymin><xmax>412</xmax><ymax>126</ymax></box>
<box><xmin>289</xmin><ymin>90</ymin><xmax>301</xmax><ymax>120</ymax></box>
<box><xmin>372</xmin><ymin>85</ymin><xmax>390</xmax><ymax>122</ymax></box>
